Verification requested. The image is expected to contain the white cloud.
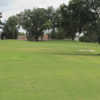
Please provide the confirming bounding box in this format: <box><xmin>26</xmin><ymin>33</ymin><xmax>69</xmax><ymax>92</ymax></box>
<box><xmin>13</xmin><ymin>0</ymin><xmax>68</xmax><ymax>9</ymax></box>
<box><xmin>1</xmin><ymin>0</ymin><xmax>69</xmax><ymax>20</ymax></box>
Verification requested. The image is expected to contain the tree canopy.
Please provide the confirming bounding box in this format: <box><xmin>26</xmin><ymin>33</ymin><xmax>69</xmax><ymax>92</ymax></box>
<box><xmin>2</xmin><ymin>16</ymin><xmax>19</xmax><ymax>39</ymax></box>
<box><xmin>18</xmin><ymin>8</ymin><xmax>48</xmax><ymax>41</ymax></box>
<box><xmin>1</xmin><ymin>0</ymin><xmax>100</xmax><ymax>42</ymax></box>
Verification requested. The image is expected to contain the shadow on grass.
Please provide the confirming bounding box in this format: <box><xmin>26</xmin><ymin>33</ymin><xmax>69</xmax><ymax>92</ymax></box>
<box><xmin>53</xmin><ymin>53</ymin><xmax>100</xmax><ymax>57</ymax></box>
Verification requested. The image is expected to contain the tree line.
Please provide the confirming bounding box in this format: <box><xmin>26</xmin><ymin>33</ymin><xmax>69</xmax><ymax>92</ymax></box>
<box><xmin>1</xmin><ymin>0</ymin><xmax>100</xmax><ymax>42</ymax></box>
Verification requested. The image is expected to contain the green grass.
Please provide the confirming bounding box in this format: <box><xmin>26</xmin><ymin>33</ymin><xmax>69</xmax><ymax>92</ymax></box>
<box><xmin>0</xmin><ymin>40</ymin><xmax>100</xmax><ymax>100</ymax></box>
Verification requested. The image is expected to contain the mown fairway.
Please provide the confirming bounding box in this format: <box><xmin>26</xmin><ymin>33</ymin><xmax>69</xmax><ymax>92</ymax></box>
<box><xmin>0</xmin><ymin>40</ymin><xmax>100</xmax><ymax>100</ymax></box>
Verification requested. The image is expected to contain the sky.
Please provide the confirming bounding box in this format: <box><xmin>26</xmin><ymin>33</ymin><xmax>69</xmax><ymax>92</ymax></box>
<box><xmin>0</xmin><ymin>0</ymin><xmax>69</xmax><ymax>20</ymax></box>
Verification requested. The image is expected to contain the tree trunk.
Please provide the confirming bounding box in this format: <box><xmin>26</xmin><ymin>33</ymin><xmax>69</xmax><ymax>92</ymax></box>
<box><xmin>71</xmin><ymin>34</ymin><xmax>75</xmax><ymax>41</ymax></box>
<box><xmin>35</xmin><ymin>36</ymin><xmax>39</xmax><ymax>41</ymax></box>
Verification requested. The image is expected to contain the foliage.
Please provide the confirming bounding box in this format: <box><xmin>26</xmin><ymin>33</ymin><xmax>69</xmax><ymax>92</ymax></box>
<box><xmin>56</xmin><ymin>28</ymin><xmax>65</xmax><ymax>39</ymax></box>
<box><xmin>1</xmin><ymin>0</ymin><xmax>100</xmax><ymax>42</ymax></box>
<box><xmin>60</xmin><ymin>4</ymin><xmax>77</xmax><ymax>40</ymax></box>
<box><xmin>0</xmin><ymin>12</ymin><xmax>3</xmax><ymax>28</ymax></box>
<box><xmin>18</xmin><ymin>8</ymin><xmax>48</xmax><ymax>41</ymax></box>
<box><xmin>2</xmin><ymin>16</ymin><xmax>19</xmax><ymax>39</ymax></box>
<box><xmin>79</xmin><ymin>35</ymin><xmax>91</xmax><ymax>42</ymax></box>
<box><xmin>60</xmin><ymin>0</ymin><xmax>98</xmax><ymax>40</ymax></box>
<box><xmin>45</xmin><ymin>7</ymin><xmax>60</xmax><ymax>39</ymax></box>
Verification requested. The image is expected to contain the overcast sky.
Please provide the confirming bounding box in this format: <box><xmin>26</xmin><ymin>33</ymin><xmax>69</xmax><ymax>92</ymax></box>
<box><xmin>0</xmin><ymin>0</ymin><xmax>69</xmax><ymax>20</ymax></box>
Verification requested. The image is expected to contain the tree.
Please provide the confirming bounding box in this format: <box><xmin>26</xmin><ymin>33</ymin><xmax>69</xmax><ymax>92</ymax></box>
<box><xmin>70</xmin><ymin>0</ymin><xmax>96</xmax><ymax>33</ymax></box>
<box><xmin>45</xmin><ymin>7</ymin><xmax>65</xmax><ymax>39</ymax></box>
<box><xmin>2</xmin><ymin>16</ymin><xmax>19</xmax><ymax>39</ymax></box>
<box><xmin>45</xmin><ymin>7</ymin><xmax>64</xmax><ymax>39</ymax></box>
<box><xmin>46</xmin><ymin>7</ymin><xmax>56</xmax><ymax>39</ymax></box>
<box><xmin>18</xmin><ymin>8</ymin><xmax>48</xmax><ymax>41</ymax></box>
<box><xmin>60</xmin><ymin>0</ymin><xmax>98</xmax><ymax>40</ymax></box>
<box><xmin>60</xmin><ymin>4</ymin><xmax>77</xmax><ymax>40</ymax></box>
<box><xmin>79</xmin><ymin>0</ymin><xmax>100</xmax><ymax>42</ymax></box>
<box><xmin>0</xmin><ymin>12</ymin><xmax>2</xmax><ymax>28</ymax></box>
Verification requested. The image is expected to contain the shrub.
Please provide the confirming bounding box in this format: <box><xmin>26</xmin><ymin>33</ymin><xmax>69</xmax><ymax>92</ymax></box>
<box><xmin>79</xmin><ymin>35</ymin><xmax>90</xmax><ymax>42</ymax></box>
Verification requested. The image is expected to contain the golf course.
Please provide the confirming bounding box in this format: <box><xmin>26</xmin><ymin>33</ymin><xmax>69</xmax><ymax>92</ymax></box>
<box><xmin>0</xmin><ymin>40</ymin><xmax>100</xmax><ymax>100</ymax></box>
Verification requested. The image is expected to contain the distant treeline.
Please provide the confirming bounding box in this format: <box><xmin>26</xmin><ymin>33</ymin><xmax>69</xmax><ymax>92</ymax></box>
<box><xmin>0</xmin><ymin>0</ymin><xmax>100</xmax><ymax>42</ymax></box>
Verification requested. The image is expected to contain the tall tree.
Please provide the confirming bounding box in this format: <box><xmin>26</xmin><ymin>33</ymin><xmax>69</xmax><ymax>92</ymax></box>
<box><xmin>0</xmin><ymin>12</ymin><xmax>2</xmax><ymax>28</ymax></box>
<box><xmin>60</xmin><ymin>0</ymin><xmax>98</xmax><ymax>40</ymax></box>
<box><xmin>60</xmin><ymin>4</ymin><xmax>77</xmax><ymax>40</ymax></box>
<box><xmin>2</xmin><ymin>16</ymin><xmax>19</xmax><ymax>39</ymax></box>
<box><xmin>18</xmin><ymin>8</ymin><xmax>48</xmax><ymax>41</ymax></box>
<box><xmin>45</xmin><ymin>7</ymin><xmax>60</xmax><ymax>39</ymax></box>
<box><xmin>81</xmin><ymin>0</ymin><xmax>100</xmax><ymax>42</ymax></box>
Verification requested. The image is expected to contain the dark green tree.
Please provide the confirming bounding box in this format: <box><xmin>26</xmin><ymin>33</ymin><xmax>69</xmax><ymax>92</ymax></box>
<box><xmin>2</xmin><ymin>16</ymin><xmax>19</xmax><ymax>39</ymax></box>
<box><xmin>79</xmin><ymin>0</ymin><xmax>100</xmax><ymax>42</ymax></box>
<box><xmin>60</xmin><ymin>0</ymin><xmax>98</xmax><ymax>40</ymax></box>
<box><xmin>0</xmin><ymin>12</ymin><xmax>2</xmax><ymax>28</ymax></box>
<box><xmin>19</xmin><ymin>8</ymin><xmax>48</xmax><ymax>41</ymax></box>
<box><xmin>46</xmin><ymin>7</ymin><xmax>59</xmax><ymax>39</ymax></box>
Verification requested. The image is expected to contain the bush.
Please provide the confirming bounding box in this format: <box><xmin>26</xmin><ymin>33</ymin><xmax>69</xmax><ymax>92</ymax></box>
<box><xmin>56</xmin><ymin>28</ymin><xmax>65</xmax><ymax>39</ymax></box>
<box><xmin>79</xmin><ymin>35</ymin><xmax>90</xmax><ymax>42</ymax></box>
<box><xmin>98</xmin><ymin>37</ymin><xmax>100</xmax><ymax>44</ymax></box>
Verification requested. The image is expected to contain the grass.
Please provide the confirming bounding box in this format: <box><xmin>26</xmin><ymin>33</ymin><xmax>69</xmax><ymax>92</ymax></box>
<box><xmin>0</xmin><ymin>40</ymin><xmax>100</xmax><ymax>100</ymax></box>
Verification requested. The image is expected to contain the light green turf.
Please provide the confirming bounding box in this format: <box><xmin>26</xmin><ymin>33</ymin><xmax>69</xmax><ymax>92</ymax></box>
<box><xmin>0</xmin><ymin>40</ymin><xmax>100</xmax><ymax>100</ymax></box>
